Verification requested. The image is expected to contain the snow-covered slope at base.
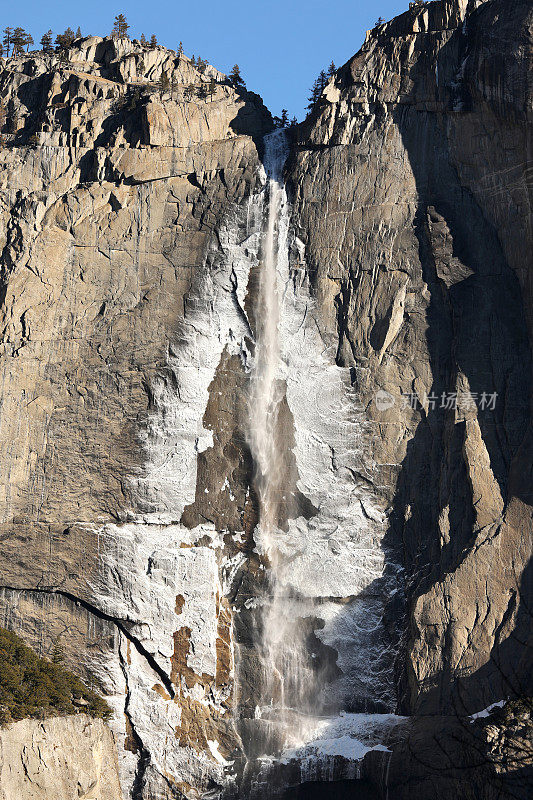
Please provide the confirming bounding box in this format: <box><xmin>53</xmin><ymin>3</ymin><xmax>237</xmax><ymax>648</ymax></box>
<box><xmin>281</xmin><ymin>713</ymin><xmax>403</xmax><ymax>765</ymax></box>
<box><xmin>250</xmin><ymin>714</ymin><xmax>405</xmax><ymax>797</ymax></box>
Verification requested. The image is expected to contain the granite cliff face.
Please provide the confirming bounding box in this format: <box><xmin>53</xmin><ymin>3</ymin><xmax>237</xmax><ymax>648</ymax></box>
<box><xmin>289</xmin><ymin>0</ymin><xmax>532</xmax><ymax>718</ymax></box>
<box><xmin>0</xmin><ymin>33</ymin><xmax>274</xmax><ymax>798</ymax></box>
<box><xmin>0</xmin><ymin>715</ymin><xmax>123</xmax><ymax>800</ymax></box>
<box><xmin>0</xmin><ymin>1</ymin><xmax>531</xmax><ymax>799</ymax></box>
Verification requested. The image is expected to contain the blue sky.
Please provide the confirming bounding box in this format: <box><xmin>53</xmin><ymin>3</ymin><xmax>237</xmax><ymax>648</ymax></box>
<box><xmin>7</xmin><ymin>0</ymin><xmax>407</xmax><ymax>119</ymax></box>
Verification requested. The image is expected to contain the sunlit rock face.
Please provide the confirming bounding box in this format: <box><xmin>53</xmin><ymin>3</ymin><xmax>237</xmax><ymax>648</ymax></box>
<box><xmin>0</xmin><ymin>715</ymin><xmax>123</xmax><ymax>800</ymax></box>
<box><xmin>0</xmin><ymin>1</ymin><xmax>531</xmax><ymax>798</ymax></box>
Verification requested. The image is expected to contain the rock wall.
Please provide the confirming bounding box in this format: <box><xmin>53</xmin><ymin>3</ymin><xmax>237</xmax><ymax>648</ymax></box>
<box><xmin>0</xmin><ymin>715</ymin><xmax>122</xmax><ymax>800</ymax></box>
<box><xmin>0</xmin><ymin>34</ymin><xmax>273</xmax><ymax>798</ymax></box>
<box><xmin>0</xmin><ymin>2</ymin><xmax>531</xmax><ymax>798</ymax></box>
<box><xmin>287</xmin><ymin>0</ymin><xmax>532</xmax><ymax>718</ymax></box>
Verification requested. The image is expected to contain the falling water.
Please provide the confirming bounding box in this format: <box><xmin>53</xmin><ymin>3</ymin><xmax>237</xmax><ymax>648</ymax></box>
<box><xmin>245</xmin><ymin>131</ymin><xmax>399</xmax><ymax>777</ymax></box>
<box><xmin>248</xmin><ymin>130</ymin><xmax>286</xmax><ymax>540</ymax></box>
<box><xmin>247</xmin><ymin>130</ymin><xmax>319</xmax><ymax>749</ymax></box>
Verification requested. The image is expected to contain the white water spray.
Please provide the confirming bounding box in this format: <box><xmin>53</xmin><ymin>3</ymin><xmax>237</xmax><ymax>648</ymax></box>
<box><xmin>247</xmin><ymin>130</ymin><xmax>319</xmax><ymax>747</ymax></box>
<box><xmin>246</xmin><ymin>130</ymin><xmax>399</xmax><ymax>767</ymax></box>
<box><xmin>248</xmin><ymin>130</ymin><xmax>286</xmax><ymax>540</ymax></box>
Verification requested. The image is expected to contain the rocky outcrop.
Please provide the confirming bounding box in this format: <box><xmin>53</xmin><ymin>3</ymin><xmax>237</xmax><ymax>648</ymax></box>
<box><xmin>288</xmin><ymin>0</ymin><xmax>532</xmax><ymax>719</ymax></box>
<box><xmin>360</xmin><ymin>698</ymin><xmax>533</xmax><ymax>800</ymax></box>
<box><xmin>0</xmin><ymin>715</ymin><xmax>122</xmax><ymax>800</ymax></box>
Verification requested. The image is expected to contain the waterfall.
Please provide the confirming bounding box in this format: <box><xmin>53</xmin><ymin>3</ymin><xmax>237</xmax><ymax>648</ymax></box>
<box><xmin>248</xmin><ymin>130</ymin><xmax>286</xmax><ymax>543</ymax></box>
<box><xmin>245</xmin><ymin>130</ymin><xmax>400</xmax><ymax>775</ymax></box>
<box><xmin>247</xmin><ymin>130</ymin><xmax>319</xmax><ymax>747</ymax></box>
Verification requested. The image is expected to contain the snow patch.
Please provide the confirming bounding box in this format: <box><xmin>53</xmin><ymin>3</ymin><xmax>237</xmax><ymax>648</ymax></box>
<box><xmin>469</xmin><ymin>700</ymin><xmax>506</xmax><ymax>721</ymax></box>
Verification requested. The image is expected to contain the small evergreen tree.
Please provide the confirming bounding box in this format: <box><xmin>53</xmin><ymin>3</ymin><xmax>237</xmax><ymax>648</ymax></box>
<box><xmin>307</xmin><ymin>68</ymin><xmax>329</xmax><ymax>112</ymax></box>
<box><xmin>229</xmin><ymin>64</ymin><xmax>245</xmax><ymax>88</ymax></box>
<box><xmin>197</xmin><ymin>57</ymin><xmax>206</xmax><ymax>74</ymax></box>
<box><xmin>177</xmin><ymin>41</ymin><xmax>183</xmax><ymax>57</ymax></box>
<box><xmin>307</xmin><ymin>76</ymin><xmax>321</xmax><ymax>110</ymax></box>
<box><xmin>289</xmin><ymin>115</ymin><xmax>298</xmax><ymax>127</ymax></box>
<box><xmin>55</xmin><ymin>28</ymin><xmax>75</xmax><ymax>51</ymax></box>
<box><xmin>158</xmin><ymin>71</ymin><xmax>170</xmax><ymax>92</ymax></box>
<box><xmin>76</xmin><ymin>26</ymin><xmax>82</xmax><ymax>39</ymax></box>
<box><xmin>207</xmin><ymin>77</ymin><xmax>217</xmax><ymax>100</ymax></box>
<box><xmin>12</xmin><ymin>28</ymin><xmax>28</xmax><ymax>56</ymax></box>
<box><xmin>184</xmin><ymin>84</ymin><xmax>194</xmax><ymax>101</ymax></box>
<box><xmin>190</xmin><ymin>54</ymin><xmax>196</xmax><ymax>66</ymax></box>
<box><xmin>375</xmin><ymin>17</ymin><xmax>385</xmax><ymax>26</ymax></box>
<box><xmin>51</xmin><ymin>638</ymin><xmax>65</xmax><ymax>665</ymax></box>
<box><xmin>25</xmin><ymin>34</ymin><xmax>34</xmax><ymax>51</ymax></box>
<box><xmin>197</xmin><ymin>83</ymin><xmax>208</xmax><ymax>100</ymax></box>
<box><xmin>113</xmin><ymin>14</ymin><xmax>129</xmax><ymax>38</ymax></box>
<box><xmin>2</xmin><ymin>28</ymin><xmax>13</xmax><ymax>58</ymax></box>
<box><xmin>140</xmin><ymin>33</ymin><xmax>147</xmax><ymax>46</ymax></box>
<box><xmin>280</xmin><ymin>109</ymin><xmax>289</xmax><ymax>127</ymax></box>
<box><xmin>150</xmin><ymin>34</ymin><xmax>158</xmax><ymax>48</ymax></box>
<box><xmin>327</xmin><ymin>61</ymin><xmax>336</xmax><ymax>77</ymax></box>
<box><xmin>40</xmin><ymin>30</ymin><xmax>53</xmax><ymax>52</ymax></box>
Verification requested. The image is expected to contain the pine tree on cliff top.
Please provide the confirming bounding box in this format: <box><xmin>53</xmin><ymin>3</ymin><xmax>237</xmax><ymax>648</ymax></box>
<box><xmin>55</xmin><ymin>28</ymin><xmax>75</xmax><ymax>50</ymax></box>
<box><xmin>76</xmin><ymin>26</ymin><xmax>82</xmax><ymax>39</ymax></box>
<box><xmin>307</xmin><ymin>76</ymin><xmax>321</xmax><ymax>110</ymax></box>
<box><xmin>12</xmin><ymin>28</ymin><xmax>28</xmax><ymax>56</ymax></box>
<box><xmin>177</xmin><ymin>41</ymin><xmax>183</xmax><ymax>57</ymax></box>
<box><xmin>150</xmin><ymin>34</ymin><xmax>158</xmax><ymax>48</ymax></box>
<box><xmin>2</xmin><ymin>28</ymin><xmax>13</xmax><ymax>58</ymax></box>
<box><xmin>229</xmin><ymin>64</ymin><xmax>245</xmax><ymax>88</ymax></box>
<box><xmin>207</xmin><ymin>77</ymin><xmax>217</xmax><ymax>99</ymax></box>
<box><xmin>40</xmin><ymin>30</ymin><xmax>53</xmax><ymax>53</ymax></box>
<box><xmin>113</xmin><ymin>14</ymin><xmax>129</xmax><ymax>38</ymax></box>
<box><xmin>327</xmin><ymin>61</ymin><xmax>336</xmax><ymax>77</ymax></box>
<box><xmin>307</xmin><ymin>67</ymin><xmax>329</xmax><ymax>113</ymax></box>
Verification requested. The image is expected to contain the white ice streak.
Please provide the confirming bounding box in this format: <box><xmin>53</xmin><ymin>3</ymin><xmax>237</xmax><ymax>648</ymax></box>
<box><xmin>469</xmin><ymin>700</ymin><xmax>506</xmax><ymax>721</ymax></box>
<box><xmin>86</xmin><ymin>188</ymin><xmax>269</xmax><ymax>793</ymax></box>
<box><xmin>129</xmin><ymin>200</ymin><xmax>263</xmax><ymax>524</ymax></box>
